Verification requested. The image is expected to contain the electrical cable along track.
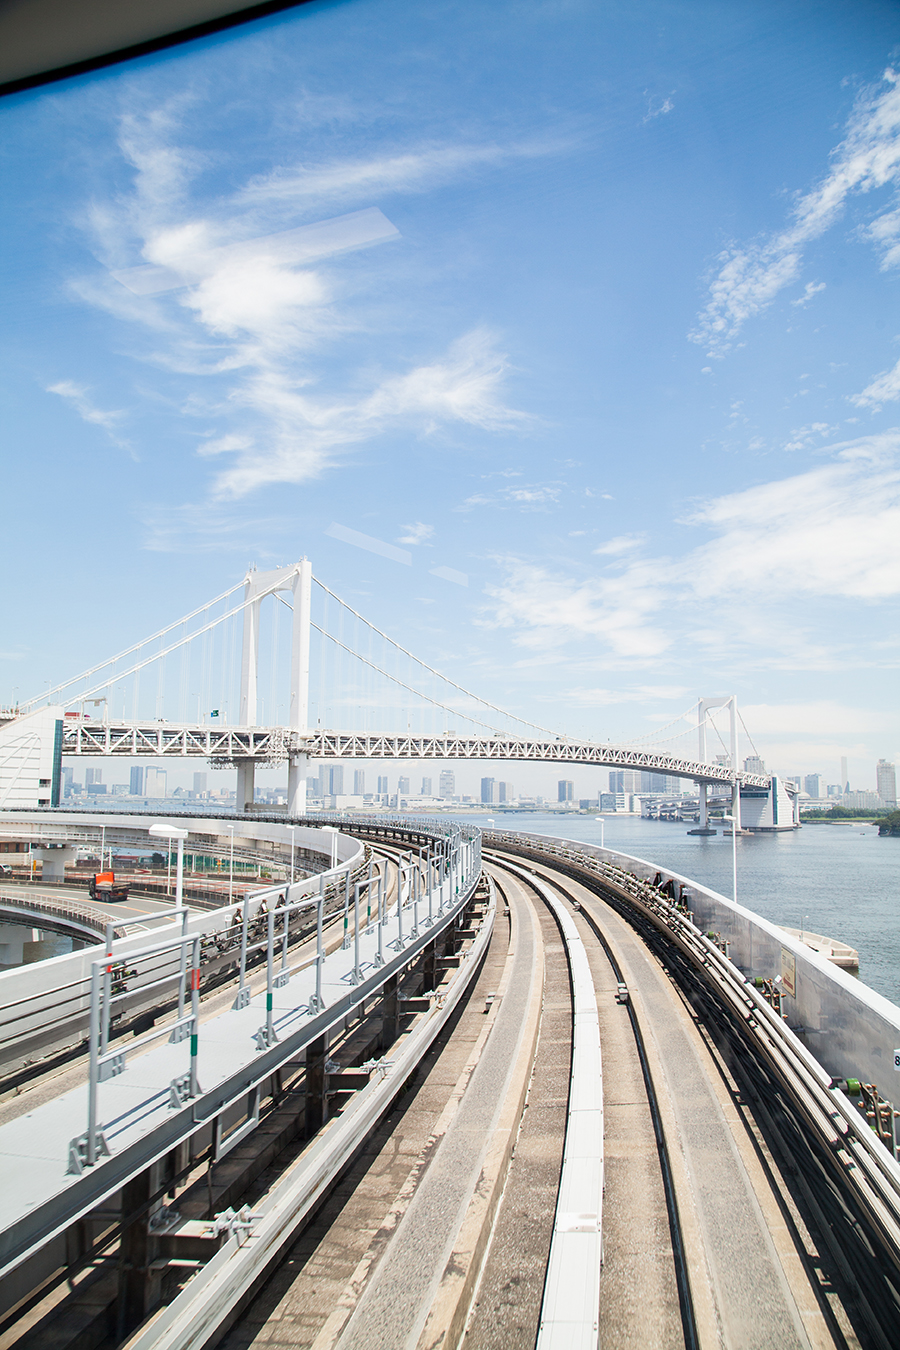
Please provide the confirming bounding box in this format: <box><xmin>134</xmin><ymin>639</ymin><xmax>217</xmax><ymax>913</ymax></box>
<box><xmin>487</xmin><ymin>839</ymin><xmax>900</xmax><ymax>1350</ymax></box>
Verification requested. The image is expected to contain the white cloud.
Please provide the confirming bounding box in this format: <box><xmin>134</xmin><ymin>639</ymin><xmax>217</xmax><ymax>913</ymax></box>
<box><xmin>740</xmin><ymin>701</ymin><xmax>897</xmax><ymax>735</ymax></box>
<box><xmin>397</xmin><ymin>522</ymin><xmax>434</xmax><ymax>545</ymax></box>
<box><xmin>852</xmin><ymin>354</ymin><xmax>900</xmax><ymax>409</ymax></box>
<box><xmin>74</xmin><ymin>105</ymin><xmax>532</xmax><ymax>501</ymax></box>
<box><xmin>239</xmin><ymin>138</ymin><xmax>564</xmax><ymax>209</ymax></box>
<box><xmin>593</xmin><ymin>535</ymin><xmax>642</xmax><ymax>556</ymax></box>
<box><xmin>691</xmin><ymin>69</ymin><xmax>900</xmax><ymax>354</ymax></box>
<box><xmin>782</xmin><ymin>421</ymin><xmax>835</xmax><ymax>452</ymax></box>
<box><xmin>47</xmin><ymin>380</ymin><xmax>136</xmax><ymax>459</ymax></box>
<box><xmin>482</xmin><ymin>431</ymin><xmax>900</xmax><ymax>662</ymax></box>
<box><xmin>790</xmin><ymin>280</ymin><xmax>826</xmax><ymax>307</ymax></box>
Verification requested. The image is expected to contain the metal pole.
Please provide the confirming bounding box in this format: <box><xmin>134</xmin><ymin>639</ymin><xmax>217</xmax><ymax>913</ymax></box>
<box><xmin>397</xmin><ymin>860</ymin><xmax>404</xmax><ymax>948</ymax></box>
<box><xmin>228</xmin><ymin>826</ymin><xmax>234</xmax><ymax>904</ymax></box>
<box><xmin>178</xmin><ymin>906</ymin><xmax>189</xmax><ymax>1019</ymax></box>
<box><xmin>314</xmin><ymin>875</ymin><xmax>324</xmax><ymax>1010</ymax></box>
<box><xmin>427</xmin><ymin>848</ymin><xmax>433</xmax><ymax>925</ymax></box>
<box><xmin>190</xmin><ymin>937</ymin><xmax>201</xmax><ymax>1095</ymax></box>
<box><xmin>289</xmin><ymin>826</ymin><xmax>295</xmax><ymax>885</ymax></box>
<box><xmin>266</xmin><ymin>905</ymin><xmax>275</xmax><ymax>1045</ymax></box>
<box><xmin>237</xmin><ymin>900</ymin><xmax>248</xmax><ymax>1000</ymax></box>
<box><xmin>100</xmin><ymin>825</ymin><xmax>106</xmax><ymax>874</ymax></box>
<box><xmin>101</xmin><ymin>923</ymin><xmax>114</xmax><ymax>1056</ymax></box>
<box><xmin>87</xmin><ymin>962</ymin><xmax>100</xmax><ymax>1166</ymax></box>
<box><xmin>412</xmin><ymin>852</ymin><xmax>419</xmax><ymax>937</ymax></box>
<box><xmin>353</xmin><ymin>882</ymin><xmax>360</xmax><ymax>984</ymax></box>
<box><xmin>175</xmin><ymin>836</ymin><xmax>184</xmax><ymax>913</ymax></box>
<box><xmin>366</xmin><ymin>857</ymin><xmax>373</xmax><ymax>931</ymax></box>
<box><xmin>342</xmin><ymin>870</ymin><xmax>350</xmax><ymax>949</ymax></box>
<box><xmin>376</xmin><ymin>871</ymin><xmax>384</xmax><ymax>966</ymax></box>
<box><xmin>280</xmin><ymin>891</ymin><xmax>289</xmax><ymax>975</ymax></box>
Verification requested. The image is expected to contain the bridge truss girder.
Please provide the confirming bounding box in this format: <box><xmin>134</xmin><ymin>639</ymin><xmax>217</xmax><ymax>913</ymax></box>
<box><xmin>61</xmin><ymin>721</ymin><xmax>771</xmax><ymax>789</ymax></box>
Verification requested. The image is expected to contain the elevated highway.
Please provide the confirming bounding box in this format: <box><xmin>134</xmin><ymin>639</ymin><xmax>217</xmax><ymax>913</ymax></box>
<box><xmin>1</xmin><ymin>815</ymin><xmax>898</xmax><ymax>1350</ymax></box>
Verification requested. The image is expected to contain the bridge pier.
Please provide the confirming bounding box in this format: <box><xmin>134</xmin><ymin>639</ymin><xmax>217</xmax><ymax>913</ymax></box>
<box><xmin>287</xmin><ymin>753</ymin><xmax>308</xmax><ymax>817</ymax></box>
<box><xmin>235</xmin><ymin>759</ymin><xmax>255</xmax><ymax>813</ymax></box>
<box><xmin>116</xmin><ymin>1164</ymin><xmax>164</xmax><ymax>1338</ymax></box>
<box><xmin>305</xmin><ymin>1034</ymin><xmax>329</xmax><ymax>1135</ymax></box>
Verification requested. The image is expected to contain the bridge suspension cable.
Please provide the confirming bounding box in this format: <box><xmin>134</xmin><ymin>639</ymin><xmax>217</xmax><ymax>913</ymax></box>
<box><xmin>20</xmin><ymin>579</ymin><xmax>245</xmax><ymax>713</ymax></box>
<box><xmin>310</xmin><ymin>575</ymin><xmax>560</xmax><ymax>738</ymax></box>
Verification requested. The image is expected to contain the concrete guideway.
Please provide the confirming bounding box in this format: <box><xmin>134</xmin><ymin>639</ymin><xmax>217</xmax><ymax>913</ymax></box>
<box><xmin>512</xmin><ymin>854</ymin><xmax>828</xmax><ymax>1349</ymax></box>
<box><xmin>0</xmin><ymin>831</ymin><xmax>479</xmax><ymax>1286</ymax></box>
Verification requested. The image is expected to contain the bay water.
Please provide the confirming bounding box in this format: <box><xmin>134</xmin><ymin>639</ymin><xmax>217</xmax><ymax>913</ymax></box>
<box><xmin>464</xmin><ymin>811</ymin><xmax>900</xmax><ymax>1007</ymax></box>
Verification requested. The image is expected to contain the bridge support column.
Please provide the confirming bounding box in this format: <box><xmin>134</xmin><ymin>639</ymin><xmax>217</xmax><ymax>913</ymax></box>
<box><xmin>287</xmin><ymin>753</ymin><xmax>309</xmax><ymax>818</ymax></box>
<box><xmin>422</xmin><ymin>939</ymin><xmax>436</xmax><ymax>994</ymax></box>
<box><xmin>699</xmin><ymin>784</ymin><xmax>708</xmax><ymax>829</ymax></box>
<box><xmin>236</xmin><ymin>759</ymin><xmax>255</xmax><ymax>813</ymax></box>
<box><xmin>380</xmin><ymin>973</ymin><xmax>399</xmax><ymax>1052</ymax></box>
<box><xmin>305</xmin><ymin>1034</ymin><xmax>328</xmax><ymax>1136</ymax></box>
<box><xmin>32</xmin><ymin>845</ymin><xmax>76</xmax><ymax>882</ymax></box>
<box><xmin>732</xmin><ymin>780</ymin><xmax>742</xmax><ymax>833</ymax></box>
<box><xmin>116</xmin><ymin>1164</ymin><xmax>163</xmax><ymax>1337</ymax></box>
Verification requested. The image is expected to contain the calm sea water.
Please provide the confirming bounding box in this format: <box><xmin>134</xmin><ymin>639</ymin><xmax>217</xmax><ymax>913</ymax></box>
<box><xmin>459</xmin><ymin>811</ymin><xmax>900</xmax><ymax>1007</ymax></box>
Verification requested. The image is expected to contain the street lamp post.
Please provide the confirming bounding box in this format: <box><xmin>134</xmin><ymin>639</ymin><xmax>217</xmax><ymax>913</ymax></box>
<box><xmin>148</xmin><ymin>824</ymin><xmax>189</xmax><ymax>914</ymax></box>
<box><xmin>228</xmin><ymin>824</ymin><xmax>235</xmax><ymax>905</ymax></box>
<box><xmin>288</xmin><ymin>824</ymin><xmax>296</xmax><ymax>886</ymax></box>
<box><xmin>595</xmin><ymin>816</ymin><xmax>605</xmax><ymax>850</ymax></box>
<box><xmin>723</xmin><ymin>814</ymin><xmax>738</xmax><ymax>904</ymax></box>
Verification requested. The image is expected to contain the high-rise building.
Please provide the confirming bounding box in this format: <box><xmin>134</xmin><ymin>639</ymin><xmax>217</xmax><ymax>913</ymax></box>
<box><xmin>876</xmin><ymin>759</ymin><xmax>897</xmax><ymax>807</ymax></box>
<box><xmin>804</xmin><ymin>773</ymin><xmax>826</xmax><ymax>799</ymax></box>
<box><xmin>609</xmin><ymin>770</ymin><xmax>640</xmax><ymax>793</ymax></box>
<box><xmin>61</xmin><ymin>766</ymin><xmax>74</xmax><ymax>797</ymax></box>
<box><xmin>85</xmin><ymin>767</ymin><xmax>102</xmax><ymax>785</ymax></box>
<box><xmin>354</xmin><ymin>769</ymin><xmax>366</xmax><ymax>795</ymax></box>
<box><xmin>640</xmin><ymin>772</ymin><xmax>680</xmax><ymax>794</ymax></box>
<box><xmin>129</xmin><ymin>766</ymin><xmax>144</xmax><ymax>795</ymax></box>
<box><xmin>327</xmin><ymin>765</ymin><xmax>344</xmax><ymax>796</ymax></box>
<box><xmin>193</xmin><ymin>771</ymin><xmax>207</xmax><ymax>795</ymax></box>
<box><xmin>307</xmin><ymin>773</ymin><xmax>321</xmax><ymax>796</ymax></box>
<box><xmin>144</xmin><ymin>766</ymin><xmax>167</xmax><ymax>797</ymax></box>
<box><xmin>743</xmin><ymin>756</ymin><xmax>766</xmax><ymax>774</ymax></box>
<box><xmin>558</xmin><ymin>780</ymin><xmax>574</xmax><ymax>802</ymax></box>
<box><xmin>841</xmin><ymin>756</ymin><xmax>849</xmax><ymax>793</ymax></box>
<box><xmin>421</xmin><ymin>776</ymin><xmax>432</xmax><ymax>796</ymax></box>
<box><xmin>377</xmin><ymin>775</ymin><xmax>389</xmax><ymax>795</ymax></box>
<box><xmin>498</xmin><ymin>782</ymin><xmax>514</xmax><ymax>803</ymax></box>
<box><xmin>439</xmin><ymin>769</ymin><xmax>455</xmax><ymax>798</ymax></box>
<box><xmin>481</xmin><ymin>777</ymin><xmax>496</xmax><ymax>804</ymax></box>
<box><xmin>397</xmin><ymin>776</ymin><xmax>410</xmax><ymax>794</ymax></box>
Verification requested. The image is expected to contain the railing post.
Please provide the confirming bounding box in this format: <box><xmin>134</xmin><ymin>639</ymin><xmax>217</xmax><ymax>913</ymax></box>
<box><xmin>313</xmin><ymin>876</ymin><xmax>324</xmax><ymax>1012</ymax></box>
<box><xmin>352</xmin><ymin>882</ymin><xmax>360</xmax><ymax>984</ymax></box>
<box><xmin>101</xmin><ymin>923</ymin><xmax>114</xmax><ymax>1056</ymax></box>
<box><xmin>87</xmin><ymin>961</ymin><xmax>100</xmax><ymax>1167</ymax></box>
<box><xmin>280</xmin><ymin>890</ymin><xmax>289</xmax><ymax>977</ymax></box>
<box><xmin>411</xmin><ymin>852</ymin><xmax>419</xmax><ymax>937</ymax></box>
<box><xmin>396</xmin><ymin>860</ymin><xmax>404</xmax><ymax>949</ymax></box>
<box><xmin>266</xmin><ymin>905</ymin><xmax>275</xmax><ymax>1045</ymax></box>
<box><xmin>190</xmin><ymin>937</ymin><xmax>200</xmax><ymax>1096</ymax></box>
<box><xmin>342</xmin><ymin>870</ymin><xmax>350</xmax><ymax>949</ymax></box>
<box><xmin>366</xmin><ymin>857</ymin><xmax>373</xmax><ymax>932</ymax></box>
<box><xmin>375</xmin><ymin>870</ymin><xmax>384</xmax><ymax>966</ymax></box>
<box><xmin>426</xmin><ymin>848</ymin><xmax>433</xmax><ymax>926</ymax></box>
<box><xmin>177</xmin><ymin>907</ymin><xmax>189</xmax><ymax>1020</ymax></box>
<box><xmin>232</xmin><ymin>898</ymin><xmax>249</xmax><ymax>1010</ymax></box>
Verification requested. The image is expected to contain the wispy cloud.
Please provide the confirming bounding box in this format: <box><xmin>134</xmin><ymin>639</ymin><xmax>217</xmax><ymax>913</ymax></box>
<box><xmin>397</xmin><ymin>522</ymin><xmax>434</xmax><ymax>545</ymax></box>
<box><xmin>691</xmin><ymin>69</ymin><xmax>900</xmax><ymax>355</ymax></box>
<box><xmin>852</xmin><ymin>354</ymin><xmax>900</xmax><ymax>409</ymax></box>
<box><xmin>74</xmin><ymin>103</ymin><xmax>534</xmax><ymax>502</ymax></box>
<box><xmin>239</xmin><ymin>138</ymin><xmax>566</xmax><ymax>210</ymax></box>
<box><xmin>482</xmin><ymin>431</ymin><xmax>900</xmax><ymax>663</ymax></box>
<box><xmin>47</xmin><ymin>380</ymin><xmax>137</xmax><ymax>459</ymax></box>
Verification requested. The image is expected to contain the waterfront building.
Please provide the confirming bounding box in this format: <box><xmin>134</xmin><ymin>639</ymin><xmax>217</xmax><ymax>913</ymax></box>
<box><xmin>481</xmin><ymin>777</ymin><xmax>496</xmax><ymax>804</ymax></box>
<box><xmin>558</xmin><ymin>780</ymin><xmax>574</xmax><ymax>803</ymax></box>
<box><xmin>744</xmin><ymin>755</ymin><xmax>766</xmax><ymax>774</ymax></box>
<box><xmin>354</xmin><ymin>769</ymin><xmax>366</xmax><ymax>795</ymax></box>
<box><xmin>609</xmin><ymin>769</ymin><xmax>640</xmax><ymax>792</ymax></box>
<box><xmin>439</xmin><ymin>770</ymin><xmax>455</xmax><ymax>798</ymax></box>
<box><xmin>129</xmin><ymin>766</ymin><xmax>143</xmax><ymax>795</ymax></box>
<box><xmin>876</xmin><ymin>760</ymin><xmax>896</xmax><ymax>808</ymax></box>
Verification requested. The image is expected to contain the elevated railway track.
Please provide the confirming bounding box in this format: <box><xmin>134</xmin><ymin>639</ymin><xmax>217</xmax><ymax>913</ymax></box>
<box><xmin>2</xmin><ymin>817</ymin><xmax>900</xmax><ymax>1349</ymax></box>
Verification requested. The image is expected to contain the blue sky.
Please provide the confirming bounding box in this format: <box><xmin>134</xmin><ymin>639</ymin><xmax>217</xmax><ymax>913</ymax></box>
<box><xmin>2</xmin><ymin>0</ymin><xmax>900</xmax><ymax>793</ymax></box>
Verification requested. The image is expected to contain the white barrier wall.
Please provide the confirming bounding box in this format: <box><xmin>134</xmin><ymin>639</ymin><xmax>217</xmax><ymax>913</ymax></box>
<box><xmin>496</xmin><ymin>831</ymin><xmax>900</xmax><ymax>1095</ymax></box>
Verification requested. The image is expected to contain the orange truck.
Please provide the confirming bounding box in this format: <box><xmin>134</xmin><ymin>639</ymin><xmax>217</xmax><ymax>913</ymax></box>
<box><xmin>88</xmin><ymin>871</ymin><xmax>129</xmax><ymax>903</ymax></box>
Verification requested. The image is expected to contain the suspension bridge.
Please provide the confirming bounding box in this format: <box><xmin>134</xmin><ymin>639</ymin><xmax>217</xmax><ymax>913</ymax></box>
<box><xmin>0</xmin><ymin>558</ymin><xmax>793</xmax><ymax>830</ymax></box>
